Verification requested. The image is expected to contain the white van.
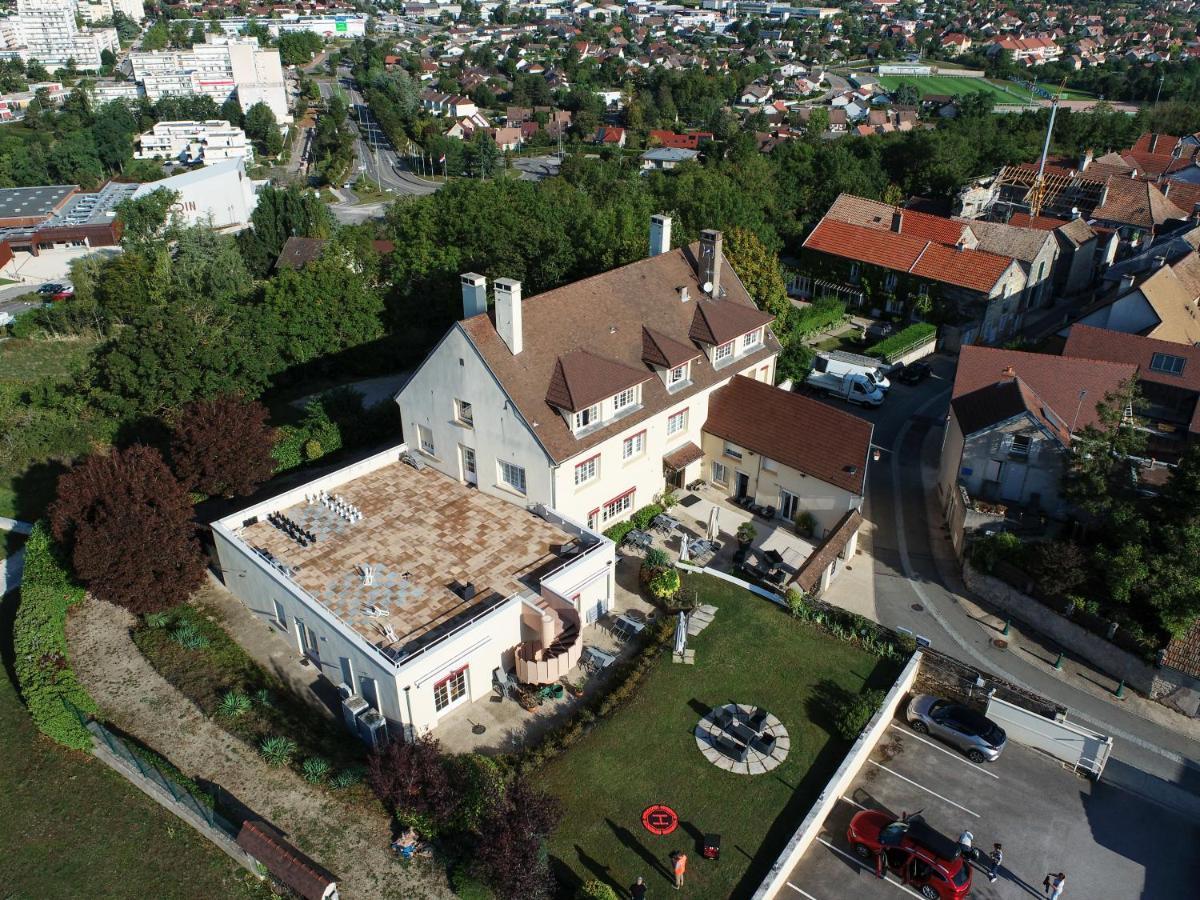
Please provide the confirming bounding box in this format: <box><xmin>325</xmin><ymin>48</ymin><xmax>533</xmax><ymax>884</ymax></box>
<box><xmin>813</xmin><ymin>350</ymin><xmax>891</xmax><ymax>392</ymax></box>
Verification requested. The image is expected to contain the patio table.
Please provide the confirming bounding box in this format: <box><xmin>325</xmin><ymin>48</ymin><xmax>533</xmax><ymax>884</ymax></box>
<box><xmin>763</xmin><ymin>549</ymin><xmax>785</xmax><ymax>569</ymax></box>
<box><xmin>583</xmin><ymin>646</ymin><xmax>616</xmax><ymax>670</ymax></box>
<box><xmin>613</xmin><ymin>614</ymin><xmax>645</xmax><ymax>641</ymax></box>
<box><xmin>624</xmin><ymin>529</ymin><xmax>653</xmax><ymax>551</ymax></box>
<box><xmin>652</xmin><ymin>514</ymin><xmax>681</xmax><ymax>533</ymax></box>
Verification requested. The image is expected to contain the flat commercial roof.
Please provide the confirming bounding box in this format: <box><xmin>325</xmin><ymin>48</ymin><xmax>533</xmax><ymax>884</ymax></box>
<box><xmin>239</xmin><ymin>462</ymin><xmax>578</xmax><ymax>661</ymax></box>
<box><xmin>0</xmin><ymin>184</ymin><xmax>76</xmax><ymax>220</ymax></box>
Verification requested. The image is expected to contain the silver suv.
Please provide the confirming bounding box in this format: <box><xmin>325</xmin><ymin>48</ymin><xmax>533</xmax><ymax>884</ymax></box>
<box><xmin>906</xmin><ymin>694</ymin><xmax>1007</xmax><ymax>763</ymax></box>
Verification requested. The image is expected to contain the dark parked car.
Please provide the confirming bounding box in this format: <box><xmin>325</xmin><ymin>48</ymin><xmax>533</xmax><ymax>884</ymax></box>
<box><xmin>37</xmin><ymin>283</ymin><xmax>63</xmax><ymax>295</ymax></box>
<box><xmin>847</xmin><ymin>810</ymin><xmax>971</xmax><ymax>899</ymax></box>
<box><xmin>897</xmin><ymin>361</ymin><xmax>932</xmax><ymax>385</ymax></box>
<box><xmin>906</xmin><ymin>694</ymin><xmax>1007</xmax><ymax>762</ymax></box>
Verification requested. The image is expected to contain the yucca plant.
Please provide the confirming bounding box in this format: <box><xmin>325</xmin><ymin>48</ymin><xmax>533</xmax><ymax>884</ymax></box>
<box><xmin>217</xmin><ymin>691</ymin><xmax>252</xmax><ymax>718</ymax></box>
<box><xmin>301</xmin><ymin>757</ymin><xmax>331</xmax><ymax>784</ymax></box>
<box><xmin>253</xmin><ymin>688</ymin><xmax>273</xmax><ymax>707</ymax></box>
<box><xmin>259</xmin><ymin>736</ymin><xmax>298</xmax><ymax>767</ymax></box>
<box><xmin>144</xmin><ymin>611</ymin><xmax>171</xmax><ymax>628</ymax></box>
<box><xmin>328</xmin><ymin>769</ymin><xmax>359</xmax><ymax>789</ymax></box>
<box><xmin>171</xmin><ymin>622</ymin><xmax>210</xmax><ymax>650</ymax></box>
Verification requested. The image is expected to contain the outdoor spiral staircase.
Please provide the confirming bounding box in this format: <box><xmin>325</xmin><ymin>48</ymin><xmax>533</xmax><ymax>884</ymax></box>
<box><xmin>515</xmin><ymin>600</ymin><xmax>583</xmax><ymax>685</ymax></box>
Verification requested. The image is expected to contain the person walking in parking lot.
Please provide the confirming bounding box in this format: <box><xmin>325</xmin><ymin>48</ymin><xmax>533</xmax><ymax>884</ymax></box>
<box><xmin>987</xmin><ymin>843</ymin><xmax>1003</xmax><ymax>883</ymax></box>
<box><xmin>1044</xmin><ymin>872</ymin><xmax>1066</xmax><ymax>898</ymax></box>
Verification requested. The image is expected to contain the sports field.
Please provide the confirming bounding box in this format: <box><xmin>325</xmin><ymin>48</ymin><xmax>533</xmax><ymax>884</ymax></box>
<box><xmin>878</xmin><ymin>74</ymin><xmax>1036</xmax><ymax>102</ymax></box>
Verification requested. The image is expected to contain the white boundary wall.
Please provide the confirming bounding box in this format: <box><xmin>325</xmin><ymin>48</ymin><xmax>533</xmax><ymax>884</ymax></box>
<box><xmin>752</xmin><ymin>651</ymin><xmax>923</xmax><ymax>900</ymax></box>
<box><xmin>986</xmin><ymin>695</ymin><xmax>1112</xmax><ymax>778</ymax></box>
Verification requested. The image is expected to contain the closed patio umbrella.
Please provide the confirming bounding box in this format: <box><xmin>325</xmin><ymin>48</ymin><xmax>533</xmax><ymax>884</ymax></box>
<box><xmin>707</xmin><ymin>505</ymin><xmax>720</xmax><ymax>542</ymax></box>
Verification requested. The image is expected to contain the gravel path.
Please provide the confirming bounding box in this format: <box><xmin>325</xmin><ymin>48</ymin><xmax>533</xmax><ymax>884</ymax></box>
<box><xmin>66</xmin><ymin>596</ymin><xmax>451</xmax><ymax>900</ymax></box>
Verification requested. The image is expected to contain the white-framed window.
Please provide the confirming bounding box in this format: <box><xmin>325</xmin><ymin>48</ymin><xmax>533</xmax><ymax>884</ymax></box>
<box><xmin>668</xmin><ymin>363</ymin><xmax>689</xmax><ymax>386</ymax></box>
<box><xmin>711</xmin><ymin>460</ymin><xmax>728</xmax><ymax>485</ymax></box>
<box><xmin>587</xmin><ymin>508</ymin><xmax>599</xmax><ymax>530</ymax></box>
<box><xmin>1150</xmin><ymin>352</ymin><xmax>1186</xmax><ymax>376</ymax></box>
<box><xmin>884</xmin><ymin>272</ymin><xmax>898</xmax><ymax>292</ymax></box>
<box><xmin>666</xmin><ymin>408</ymin><xmax>688</xmax><ymax>435</ymax></box>
<box><xmin>499</xmin><ymin>460</ymin><xmax>526</xmax><ymax>494</ymax></box>
<box><xmin>613</xmin><ymin>386</ymin><xmax>638</xmax><ymax>412</ymax></box>
<box><xmin>622</xmin><ymin>430</ymin><xmax>646</xmax><ymax>460</ymax></box>
<box><xmin>433</xmin><ymin>665</ymin><xmax>468</xmax><ymax>713</ymax></box>
<box><xmin>741</xmin><ymin>328</ymin><xmax>762</xmax><ymax>350</ymax></box>
<box><xmin>455</xmin><ymin>399</ymin><xmax>474</xmax><ymax>426</ymax></box>
<box><xmin>714</xmin><ymin>341</ymin><xmax>734</xmax><ymax>363</ymax></box>
<box><xmin>724</xmin><ymin>441</ymin><xmax>743</xmax><ymax>460</ymax></box>
<box><xmin>762</xmin><ymin>457</ymin><xmax>778</xmax><ymax>472</ymax></box>
<box><xmin>418</xmin><ymin>424</ymin><xmax>435</xmax><ymax>456</ymax></box>
<box><xmin>849</xmin><ymin>262</ymin><xmax>862</xmax><ymax>284</ymax></box>
<box><xmin>602</xmin><ymin>489</ymin><xmax>635</xmax><ymax>522</ymax></box>
<box><xmin>574</xmin><ymin>404</ymin><xmax>600</xmax><ymax>430</ymax></box>
<box><xmin>574</xmin><ymin>454</ymin><xmax>599</xmax><ymax>485</ymax></box>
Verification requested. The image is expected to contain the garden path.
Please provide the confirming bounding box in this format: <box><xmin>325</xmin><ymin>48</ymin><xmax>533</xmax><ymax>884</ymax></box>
<box><xmin>65</xmin><ymin>596</ymin><xmax>452</xmax><ymax>900</ymax></box>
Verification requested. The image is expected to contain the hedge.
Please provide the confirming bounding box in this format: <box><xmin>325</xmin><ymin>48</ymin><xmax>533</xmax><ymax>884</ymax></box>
<box><xmin>789</xmin><ymin>297</ymin><xmax>847</xmax><ymax>339</ymax></box>
<box><xmin>601</xmin><ymin>501</ymin><xmax>665</xmax><ymax>544</ymax></box>
<box><xmin>865</xmin><ymin>323</ymin><xmax>936</xmax><ymax>361</ymax></box>
<box><xmin>12</xmin><ymin>522</ymin><xmax>98</xmax><ymax>751</ymax></box>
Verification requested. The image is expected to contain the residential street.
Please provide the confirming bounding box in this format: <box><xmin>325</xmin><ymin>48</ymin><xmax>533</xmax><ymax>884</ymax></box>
<box><xmin>828</xmin><ymin>356</ymin><xmax>1200</xmax><ymax>820</ymax></box>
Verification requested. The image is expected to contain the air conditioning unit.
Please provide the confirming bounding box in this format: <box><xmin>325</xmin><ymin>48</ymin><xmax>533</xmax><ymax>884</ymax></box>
<box><xmin>358</xmin><ymin>710</ymin><xmax>389</xmax><ymax>748</ymax></box>
<box><xmin>342</xmin><ymin>694</ymin><xmax>369</xmax><ymax>733</ymax></box>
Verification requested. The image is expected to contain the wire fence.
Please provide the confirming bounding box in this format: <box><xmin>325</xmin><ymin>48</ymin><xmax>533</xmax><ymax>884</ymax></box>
<box><xmin>63</xmin><ymin>699</ymin><xmax>238</xmax><ymax>838</ymax></box>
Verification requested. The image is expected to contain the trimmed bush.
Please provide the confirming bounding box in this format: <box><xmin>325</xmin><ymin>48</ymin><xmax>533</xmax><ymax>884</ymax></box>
<box><xmin>647</xmin><ymin>568</ymin><xmax>681</xmax><ymax>602</ymax></box>
<box><xmin>865</xmin><ymin>323</ymin><xmax>936</xmax><ymax>361</ymax></box>
<box><xmin>788</xmin><ymin>297</ymin><xmax>846</xmax><ymax>338</ymax></box>
<box><xmin>785</xmin><ymin>587</ymin><xmax>808</xmax><ymax>618</ymax></box>
<box><xmin>602</xmin><ymin>521</ymin><xmax>635</xmax><ymax>544</ymax></box>
<box><xmin>11</xmin><ymin>522</ymin><xmax>97</xmax><ymax>751</ymax></box>
<box><xmin>968</xmin><ymin>530</ymin><xmax>1024</xmax><ymax>575</ymax></box>
<box><xmin>578</xmin><ymin>880</ymin><xmax>620</xmax><ymax>900</ymax></box>
<box><xmin>832</xmin><ymin>689</ymin><xmax>887</xmax><ymax>740</ymax></box>
<box><xmin>630</xmin><ymin>503</ymin><xmax>664</xmax><ymax>531</ymax></box>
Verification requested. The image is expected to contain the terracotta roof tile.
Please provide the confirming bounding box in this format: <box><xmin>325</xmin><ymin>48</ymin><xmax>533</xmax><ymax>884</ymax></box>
<box><xmin>688</xmin><ymin>298</ymin><xmax>774</xmax><ymax>346</ymax></box>
<box><xmin>827</xmin><ymin>193</ymin><xmax>971</xmax><ymax>246</ymax></box>
<box><xmin>663</xmin><ymin>441</ymin><xmax>703</xmax><ymax>470</ymax></box>
<box><xmin>545</xmin><ymin>350</ymin><xmax>652</xmax><ymax>413</ymax></box>
<box><xmin>704</xmin><ymin>375</ymin><xmax>872</xmax><ymax>494</ymax></box>
<box><xmin>1163</xmin><ymin>617</ymin><xmax>1200</xmax><ymax>679</ymax></box>
<box><xmin>459</xmin><ymin>243</ymin><xmax>779</xmax><ymax>464</ymax></box>
<box><xmin>237</xmin><ymin>821</ymin><xmax>336</xmax><ymax>900</ymax></box>
<box><xmin>792</xmin><ymin>509</ymin><xmax>864</xmax><ymax>593</ymax></box>
<box><xmin>642</xmin><ymin>326</ymin><xmax>702</xmax><ymax>369</ymax></box>
<box><xmin>952</xmin><ymin>345</ymin><xmax>1136</xmax><ymax>434</ymax></box>
<box><xmin>1094</xmin><ymin>177</ymin><xmax>1188</xmax><ymax>230</ymax></box>
<box><xmin>909</xmin><ymin>241</ymin><xmax>1016</xmax><ymax>293</ymax></box>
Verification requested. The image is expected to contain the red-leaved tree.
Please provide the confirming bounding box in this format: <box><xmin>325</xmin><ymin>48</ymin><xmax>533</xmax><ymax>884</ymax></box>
<box><xmin>170</xmin><ymin>393</ymin><xmax>277</xmax><ymax>497</ymax></box>
<box><xmin>366</xmin><ymin>735</ymin><xmax>456</xmax><ymax>831</ymax></box>
<box><xmin>49</xmin><ymin>444</ymin><xmax>206</xmax><ymax>614</ymax></box>
<box><xmin>472</xmin><ymin>775</ymin><xmax>563</xmax><ymax>900</ymax></box>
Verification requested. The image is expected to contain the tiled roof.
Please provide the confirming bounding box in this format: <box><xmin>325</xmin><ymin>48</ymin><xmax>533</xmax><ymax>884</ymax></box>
<box><xmin>1128</xmin><ymin>255</ymin><xmax>1200</xmax><ymax>345</ymax></box>
<box><xmin>688</xmin><ymin>298</ymin><xmax>775</xmax><ymax>346</ymax></box>
<box><xmin>792</xmin><ymin>508</ymin><xmax>864</xmax><ymax>593</ymax></box>
<box><xmin>952</xmin><ymin>345</ymin><xmax>1136</xmax><ymax>435</ymax></box>
<box><xmin>803</xmin><ymin>218</ymin><xmax>1015</xmax><ymax>294</ymax></box>
<box><xmin>1162</xmin><ymin>616</ymin><xmax>1200</xmax><ymax>679</ymax></box>
<box><xmin>545</xmin><ymin>349</ymin><xmax>652</xmax><ymax>413</ymax></box>
<box><xmin>275</xmin><ymin>236</ymin><xmax>396</xmax><ymax>270</ymax></box>
<box><xmin>1094</xmin><ymin>177</ymin><xmax>1187</xmax><ymax>230</ymax></box>
<box><xmin>953</xmin><ymin>217</ymin><xmax>1055</xmax><ymax>264</ymax></box>
<box><xmin>704</xmin><ymin>375</ymin><xmax>872</xmax><ymax>495</ymax></box>
<box><xmin>237</xmin><ymin>821</ymin><xmax>336</xmax><ymax>900</ymax></box>
<box><xmin>1132</xmin><ymin>132</ymin><xmax>1181</xmax><ymax>155</ymax></box>
<box><xmin>827</xmin><ymin>193</ymin><xmax>972</xmax><ymax>246</ymax></box>
<box><xmin>642</xmin><ymin>326</ymin><xmax>702</xmax><ymax>369</ymax></box>
<box><xmin>663</xmin><ymin>441</ymin><xmax>703</xmax><ymax>470</ymax></box>
<box><xmin>459</xmin><ymin>242</ymin><xmax>779</xmax><ymax>464</ymax></box>
<box><xmin>952</xmin><ymin>378</ymin><xmax>1070</xmax><ymax>445</ymax></box>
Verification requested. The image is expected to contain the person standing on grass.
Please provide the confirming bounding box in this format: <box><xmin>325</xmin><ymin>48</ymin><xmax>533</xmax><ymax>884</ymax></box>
<box><xmin>1045</xmin><ymin>872</ymin><xmax>1066</xmax><ymax>898</ymax></box>
<box><xmin>631</xmin><ymin>875</ymin><xmax>647</xmax><ymax>900</ymax></box>
<box><xmin>671</xmin><ymin>850</ymin><xmax>688</xmax><ymax>890</ymax></box>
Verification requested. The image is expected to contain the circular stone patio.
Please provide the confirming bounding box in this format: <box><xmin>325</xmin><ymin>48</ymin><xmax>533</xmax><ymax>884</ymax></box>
<box><xmin>694</xmin><ymin>703</ymin><xmax>790</xmax><ymax>775</ymax></box>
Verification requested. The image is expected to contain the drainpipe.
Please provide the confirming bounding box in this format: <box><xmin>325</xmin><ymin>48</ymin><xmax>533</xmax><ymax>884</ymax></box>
<box><xmin>403</xmin><ymin>685</ymin><xmax>414</xmax><ymax>741</ymax></box>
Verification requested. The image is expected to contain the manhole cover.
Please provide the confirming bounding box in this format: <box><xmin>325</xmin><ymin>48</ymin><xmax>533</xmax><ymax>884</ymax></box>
<box><xmin>471</xmin><ymin>724</ymin><xmax>487</xmax><ymax>735</ymax></box>
<box><xmin>992</xmin><ymin>639</ymin><xmax>1009</xmax><ymax>650</ymax></box>
<box><xmin>911</xmin><ymin>603</ymin><xmax>924</xmax><ymax>612</ymax></box>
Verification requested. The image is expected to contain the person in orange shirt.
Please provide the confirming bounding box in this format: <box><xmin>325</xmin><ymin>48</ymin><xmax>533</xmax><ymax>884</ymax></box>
<box><xmin>671</xmin><ymin>850</ymin><xmax>688</xmax><ymax>890</ymax></box>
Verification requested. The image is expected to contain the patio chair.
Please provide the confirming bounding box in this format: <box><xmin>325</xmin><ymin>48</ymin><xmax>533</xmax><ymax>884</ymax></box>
<box><xmin>713</xmin><ymin>706</ymin><xmax>734</xmax><ymax>730</ymax></box>
<box><xmin>748</xmin><ymin>706</ymin><xmax>768</xmax><ymax>732</ymax></box>
<box><xmin>752</xmin><ymin>733</ymin><xmax>776</xmax><ymax>756</ymax></box>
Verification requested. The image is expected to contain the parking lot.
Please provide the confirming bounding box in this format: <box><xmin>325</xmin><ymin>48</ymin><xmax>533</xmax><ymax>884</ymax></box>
<box><xmin>781</xmin><ymin>714</ymin><xmax>1198</xmax><ymax>899</ymax></box>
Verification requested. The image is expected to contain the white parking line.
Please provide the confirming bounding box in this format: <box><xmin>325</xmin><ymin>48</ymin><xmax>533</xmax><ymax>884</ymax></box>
<box><xmin>840</xmin><ymin>795</ymin><xmax>868</xmax><ymax>811</ymax></box>
<box><xmin>814</xmin><ymin>837</ymin><xmax>925</xmax><ymax>898</ymax></box>
<box><xmin>785</xmin><ymin>882</ymin><xmax>821</xmax><ymax>899</ymax></box>
<box><xmin>867</xmin><ymin>759</ymin><xmax>980</xmax><ymax>818</ymax></box>
<box><xmin>888</xmin><ymin>723</ymin><xmax>1000</xmax><ymax>779</ymax></box>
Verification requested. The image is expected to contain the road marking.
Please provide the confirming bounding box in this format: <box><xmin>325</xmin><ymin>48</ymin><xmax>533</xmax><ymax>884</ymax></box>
<box><xmin>814</xmin><ymin>837</ymin><xmax>925</xmax><ymax>898</ymax></box>
<box><xmin>839</xmin><ymin>795</ymin><xmax>868</xmax><ymax>810</ymax></box>
<box><xmin>867</xmin><ymin>759</ymin><xmax>979</xmax><ymax>817</ymax></box>
<box><xmin>785</xmin><ymin>883</ymin><xmax>821</xmax><ymax>899</ymax></box>
<box><xmin>887</xmin><ymin>393</ymin><xmax>1191</xmax><ymax>769</ymax></box>
<box><xmin>887</xmin><ymin>723</ymin><xmax>1000</xmax><ymax>779</ymax></box>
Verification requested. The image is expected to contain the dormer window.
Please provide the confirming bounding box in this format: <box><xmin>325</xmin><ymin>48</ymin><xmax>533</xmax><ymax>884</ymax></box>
<box><xmin>574</xmin><ymin>404</ymin><xmax>600</xmax><ymax>430</ymax></box>
<box><xmin>668</xmin><ymin>362</ymin><xmax>689</xmax><ymax>386</ymax></box>
<box><xmin>613</xmin><ymin>385</ymin><xmax>639</xmax><ymax>412</ymax></box>
<box><xmin>741</xmin><ymin>328</ymin><xmax>762</xmax><ymax>350</ymax></box>
<box><xmin>714</xmin><ymin>341</ymin><xmax>734</xmax><ymax>363</ymax></box>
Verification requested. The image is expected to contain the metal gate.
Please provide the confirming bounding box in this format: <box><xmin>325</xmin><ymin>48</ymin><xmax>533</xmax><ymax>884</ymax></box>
<box><xmin>986</xmin><ymin>695</ymin><xmax>1112</xmax><ymax>778</ymax></box>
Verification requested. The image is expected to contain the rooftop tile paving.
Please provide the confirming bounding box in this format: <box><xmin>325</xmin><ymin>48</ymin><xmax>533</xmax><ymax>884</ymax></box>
<box><xmin>240</xmin><ymin>463</ymin><xmax>574</xmax><ymax>659</ymax></box>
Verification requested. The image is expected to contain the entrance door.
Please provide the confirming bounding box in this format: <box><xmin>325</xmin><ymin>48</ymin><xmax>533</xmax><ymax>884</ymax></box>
<box><xmin>461</xmin><ymin>445</ymin><xmax>477</xmax><ymax>485</ymax></box>
<box><xmin>734</xmin><ymin>471</ymin><xmax>750</xmax><ymax>500</ymax></box>
<box><xmin>999</xmin><ymin>461</ymin><xmax>1027</xmax><ymax>502</ymax></box>
<box><xmin>294</xmin><ymin>616</ymin><xmax>319</xmax><ymax>663</ymax></box>
<box><xmin>779</xmin><ymin>489</ymin><xmax>799</xmax><ymax>521</ymax></box>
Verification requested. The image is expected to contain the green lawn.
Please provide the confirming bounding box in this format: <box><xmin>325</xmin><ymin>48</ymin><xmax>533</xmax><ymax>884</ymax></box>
<box><xmin>812</xmin><ymin>332</ymin><xmax>869</xmax><ymax>355</ymax></box>
<box><xmin>0</xmin><ymin>593</ymin><xmax>271</xmax><ymax>899</ymax></box>
<box><xmin>0</xmin><ymin>335</ymin><xmax>100</xmax><ymax>385</ymax></box>
<box><xmin>878</xmin><ymin>74</ymin><xmax>1037</xmax><ymax>103</ymax></box>
<box><xmin>542</xmin><ymin>574</ymin><xmax>900</xmax><ymax>900</ymax></box>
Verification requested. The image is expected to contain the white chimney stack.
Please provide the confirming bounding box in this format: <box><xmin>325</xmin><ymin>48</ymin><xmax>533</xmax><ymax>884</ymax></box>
<box><xmin>461</xmin><ymin>272</ymin><xmax>487</xmax><ymax>319</ymax></box>
<box><xmin>494</xmin><ymin>278</ymin><xmax>523</xmax><ymax>355</ymax></box>
<box><xmin>650</xmin><ymin>214</ymin><xmax>672</xmax><ymax>257</ymax></box>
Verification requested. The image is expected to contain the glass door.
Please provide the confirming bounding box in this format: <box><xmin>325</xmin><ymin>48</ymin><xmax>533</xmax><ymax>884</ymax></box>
<box><xmin>461</xmin><ymin>445</ymin><xmax>477</xmax><ymax>485</ymax></box>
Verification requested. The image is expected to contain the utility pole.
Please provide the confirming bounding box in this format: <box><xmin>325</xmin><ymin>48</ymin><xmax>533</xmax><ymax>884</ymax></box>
<box><xmin>1155</xmin><ymin>73</ymin><xmax>1165</xmax><ymax>106</ymax></box>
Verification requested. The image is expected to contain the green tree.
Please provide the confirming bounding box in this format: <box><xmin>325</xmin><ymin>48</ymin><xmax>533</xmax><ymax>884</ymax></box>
<box><xmin>115</xmin><ymin>188</ymin><xmax>180</xmax><ymax>254</ymax></box>
<box><xmin>244</xmin><ymin>101</ymin><xmax>282</xmax><ymax>156</ymax></box>
<box><xmin>141</xmin><ymin>19</ymin><xmax>169</xmax><ymax>51</ymax></box>
<box><xmin>169</xmin><ymin>227</ymin><xmax>253</xmax><ymax>305</ymax></box>
<box><xmin>236</xmin><ymin>184</ymin><xmax>335</xmax><ymax>276</ymax></box>
<box><xmin>724</xmin><ymin>226</ymin><xmax>788</xmax><ymax>318</ymax></box>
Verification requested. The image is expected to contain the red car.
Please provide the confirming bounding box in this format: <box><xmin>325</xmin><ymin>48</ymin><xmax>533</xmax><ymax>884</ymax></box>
<box><xmin>847</xmin><ymin>810</ymin><xmax>971</xmax><ymax>899</ymax></box>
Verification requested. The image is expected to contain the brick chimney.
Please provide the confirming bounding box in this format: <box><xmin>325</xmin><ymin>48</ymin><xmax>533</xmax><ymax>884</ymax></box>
<box><xmin>699</xmin><ymin>229</ymin><xmax>723</xmax><ymax>297</ymax></box>
<box><xmin>1078</xmin><ymin>148</ymin><xmax>1093</xmax><ymax>173</ymax></box>
<box><xmin>494</xmin><ymin>278</ymin><xmax>523</xmax><ymax>355</ymax></box>
<box><xmin>649</xmin><ymin>214</ymin><xmax>672</xmax><ymax>257</ymax></box>
<box><xmin>1002</xmin><ymin>365</ymin><xmax>1016</xmax><ymax>378</ymax></box>
<box><xmin>891</xmin><ymin>210</ymin><xmax>903</xmax><ymax>232</ymax></box>
<box><xmin>460</xmin><ymin>272</ymin><xmax>487</xmax><ymax>319</ymax></box>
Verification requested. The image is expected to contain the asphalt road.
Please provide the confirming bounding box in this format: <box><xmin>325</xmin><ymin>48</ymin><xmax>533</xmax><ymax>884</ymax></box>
<box><xmin>835</xmin><ymin>356</ymin><xmax>1200</xmax><ymax>819</ymax></box>
<box><xmin>0</xmin><ymin>283</ymin><xmax>43</xmax><ymax>319</ymax></box>
<box><xmin>513</xmin><ymin>154</ymin><xmax>563</xmax><ymax>181</ymax></box>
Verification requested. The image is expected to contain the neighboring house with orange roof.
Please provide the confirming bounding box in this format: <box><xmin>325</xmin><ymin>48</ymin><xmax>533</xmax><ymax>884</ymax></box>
<box><xmin>801</xmin><ymin>195</ymin><xmax>1028</xmax><ymax>349</ymax></box>
<box><xmin>939</xmin><ymin>345</ymin><xmax>1136</xmax><ymax>517</ymax></box>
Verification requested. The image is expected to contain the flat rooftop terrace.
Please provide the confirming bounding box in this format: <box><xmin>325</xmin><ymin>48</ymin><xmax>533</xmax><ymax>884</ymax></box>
<box><xmin>239</xmin><ymin>462</ymin><xmax>579</xmax><ymax>661</ymax></box>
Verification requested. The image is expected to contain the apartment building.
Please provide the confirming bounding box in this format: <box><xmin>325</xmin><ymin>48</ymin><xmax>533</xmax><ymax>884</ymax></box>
<box><xmin>78</xmin><ymin>0</ymin><xmax>145</xmax><ymax>24</ymax></box>
<box><xmin>397</xmin><ymin>217</ymin><xmax>870</xmax><ymax>544</ymax></box>
<box><xmin>1</xmin><ymin>0</ymin><xmax>119</xmax><ymax>68</ymax></box>
<box><xmin>135</xmin><ymin>120</ymin><xmax>252</xmax><ymax>164</ymax></box>
<box><xmin>127</xmin><ymin>36</ymin><xmax>290</xmax><ymax>124</ymax></box>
